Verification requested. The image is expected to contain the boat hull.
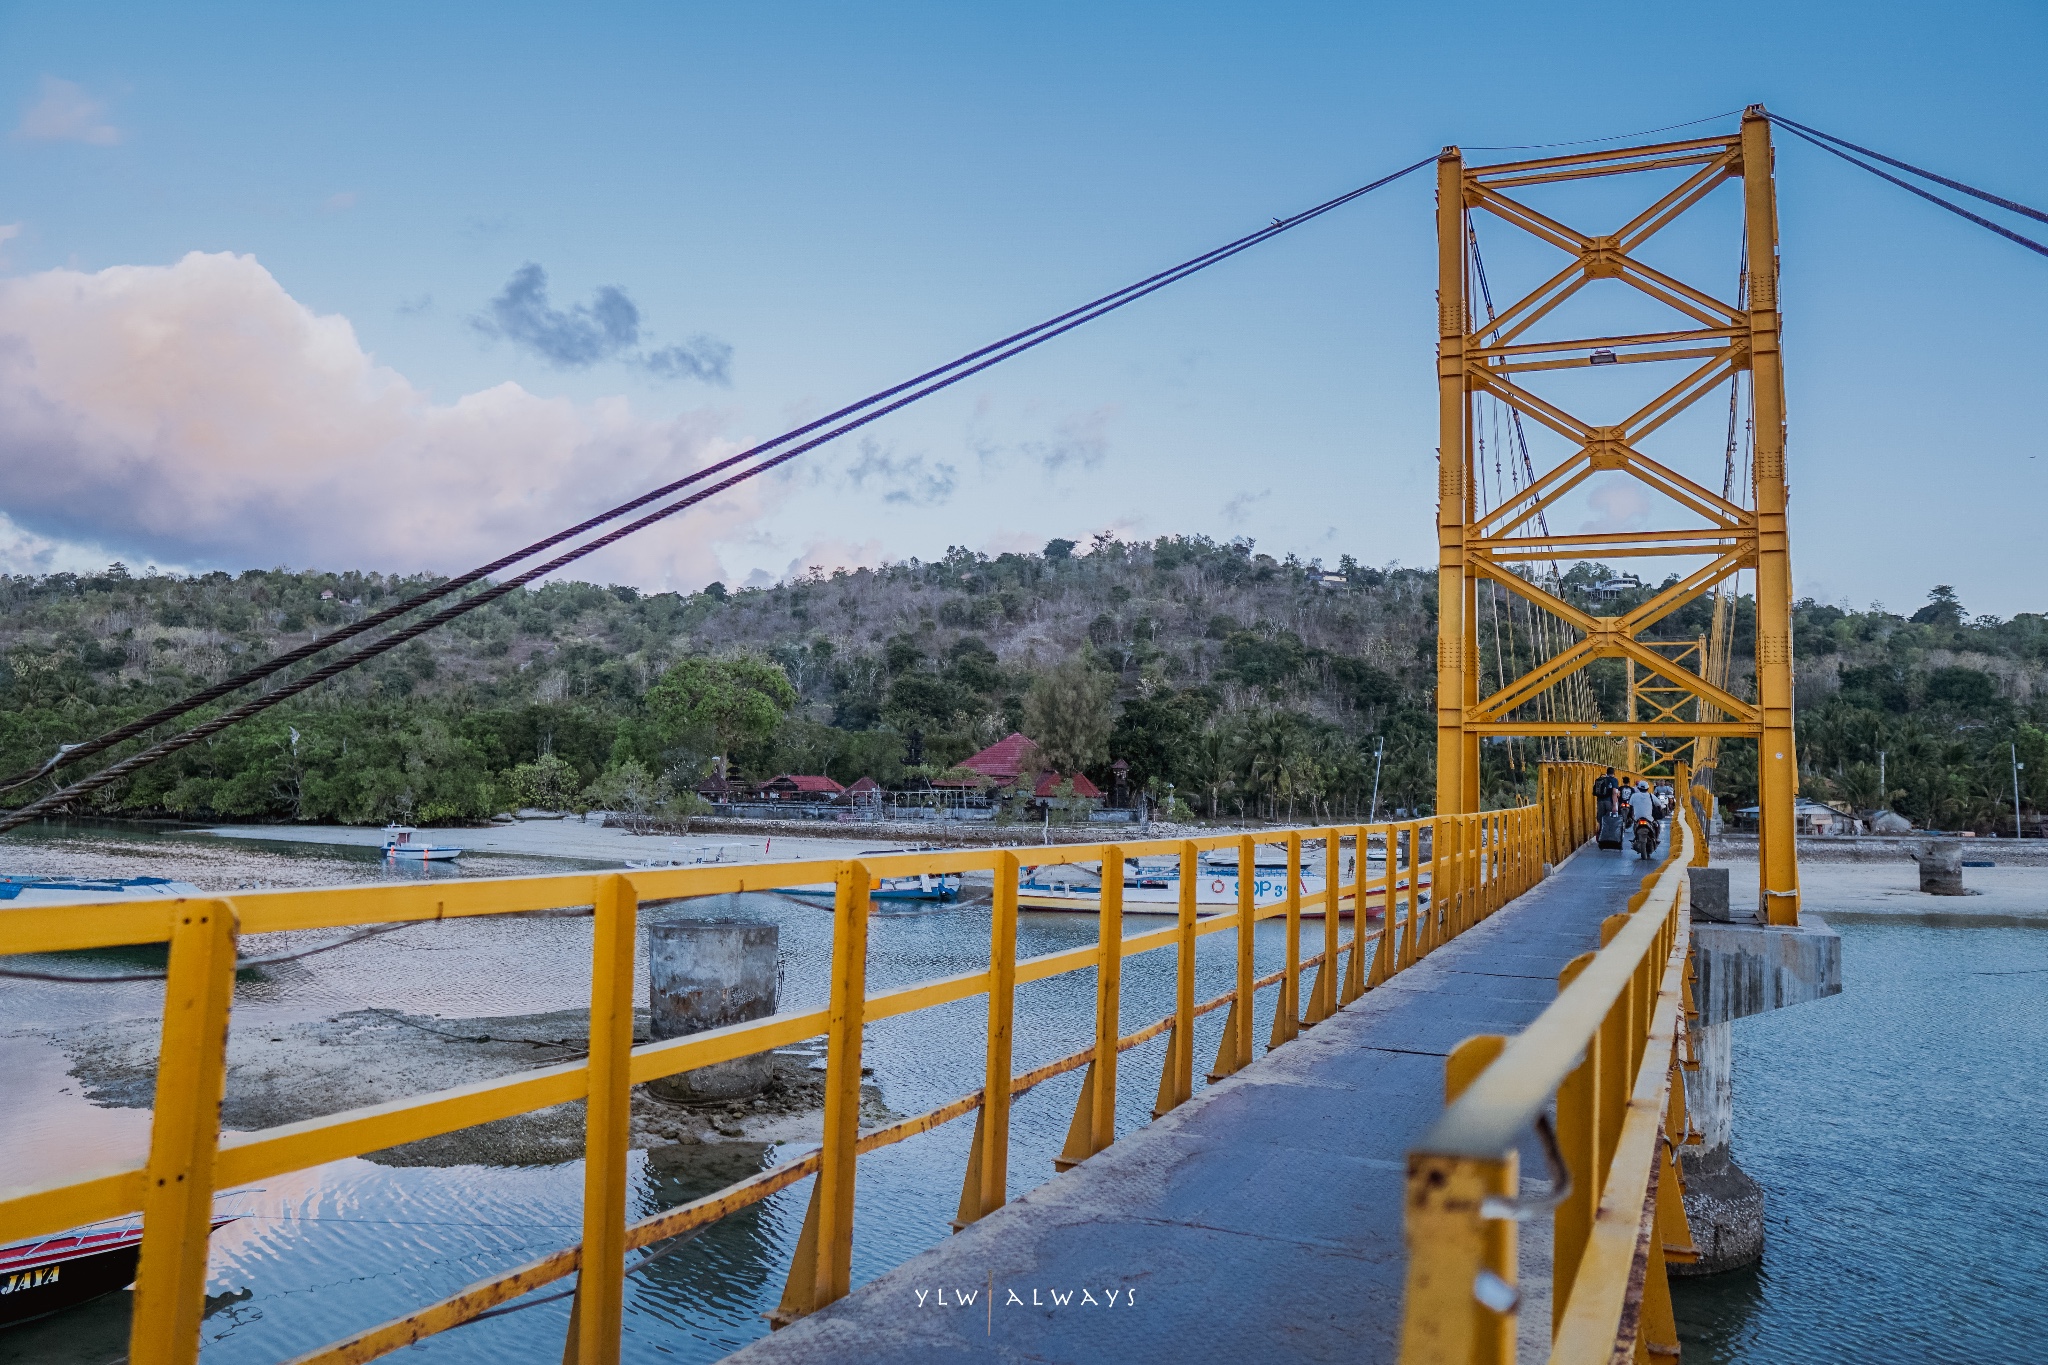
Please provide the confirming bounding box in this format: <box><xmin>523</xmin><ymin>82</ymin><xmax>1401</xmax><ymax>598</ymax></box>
<box><xmin>0</xmin><ymin>1217</ymin><xmax>233</xmax><ymax>1328</ymax></box>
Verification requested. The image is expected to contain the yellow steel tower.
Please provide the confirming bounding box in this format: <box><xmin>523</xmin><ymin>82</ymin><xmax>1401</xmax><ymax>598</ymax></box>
<box><xmin>1434</xmin><ymin>107</ymin><xmax>1800</xmax><ymax>922</ymax></box>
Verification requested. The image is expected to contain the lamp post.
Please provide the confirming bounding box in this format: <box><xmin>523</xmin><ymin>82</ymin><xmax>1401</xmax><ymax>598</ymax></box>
<box><xmin>1368</xmin><ymin>736</ymin><xmax>1386</xmax><ymax>824</ymax></box>
<box><xmin>2013</xmin><ymin>743</ymin><xmax>2026</xmax><ymax>841</ymax></box>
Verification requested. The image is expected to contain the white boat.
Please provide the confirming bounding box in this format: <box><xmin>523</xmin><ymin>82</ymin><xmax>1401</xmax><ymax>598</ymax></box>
<box><xmin>382</xmin><ymin>826</ymin><xmax>463</xmax><ymax>860</ymax></box>
<box><xmin>1017</xmin><ymin>851</ymin><xmax>1427</xmax><ymax>918</ymax></box>
<box><xmin>786</xmin><ymin>850</ymin><xmax>961</xmax><ymax>902</ymax></box>
<box><xmin>0</xmin><ymin>875</ymin><xmax>202</xmax><ymax>906</ymax></box>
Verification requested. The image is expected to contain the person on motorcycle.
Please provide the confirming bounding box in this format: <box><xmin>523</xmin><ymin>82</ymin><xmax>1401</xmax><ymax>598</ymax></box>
<box><xmin>1628</xmin><ymin>780</ymin><xmax>1659</xmax><ymax>857</ymax></box>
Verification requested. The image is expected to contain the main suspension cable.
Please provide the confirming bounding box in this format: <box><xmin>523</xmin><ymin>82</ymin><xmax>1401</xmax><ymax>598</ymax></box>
<box><xmin>1771</xmin><ymin>117</ymin><xmax>2048</xmax><ymax>259</ymax></box>
<box><xmin>1770</xmin><ymin>114</ymin><xmax>2048</xmax><ymax>228</ymax></box>
<box><xmin>0</xmin><ymin>154</ymin><xmax>1435</xmax><ymax>832</ymax></box>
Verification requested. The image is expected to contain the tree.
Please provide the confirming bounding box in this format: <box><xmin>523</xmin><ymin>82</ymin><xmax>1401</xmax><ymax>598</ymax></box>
<box><xmin>508</xmin><ymin>753</ymin><xmax>581</xmax><ymax>810</ymax></box>
<box><xmin>1024</xmin><ymin>660</ymin><xmax>1114</xmax><ymax>774</ymax></box>
<box><xmin>1910</xmin><ymin>586</ymin><xmax>1964</xmax><ymax>627</ymax></box>
<box><xmin>646</xmin><ymin>654</ymin><xmax>797</xmax><ymax>776</ymax></box>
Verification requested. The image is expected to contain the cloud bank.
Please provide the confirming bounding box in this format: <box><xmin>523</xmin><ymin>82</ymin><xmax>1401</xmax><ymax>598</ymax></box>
<box><xmin>473</xmin><ymin>263</ymin><xmax>731</xmax><ymax>383</ymax></box>
<box><xmin>0</xmin><ymin>251</ymin><xmax>765</xmax><ymax>588</ymax></box>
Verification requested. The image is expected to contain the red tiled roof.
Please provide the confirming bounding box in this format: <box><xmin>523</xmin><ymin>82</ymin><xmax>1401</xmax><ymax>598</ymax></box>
<box><xmin>770</xmin><ymin>774</ymin><xmax>845</xmax><ymax>794</ymax></box>
<box><xmin>848</xmin><ymin>776</ymin><xmax>879</xmax><ymax>792</ymax></box>
<box><xmin>960</xmin><ymin>732</ymin><xmax>1038</xmax><ymax>780</ymax></box>
<box><xmin>1034</xmin><ymin>772</ymin><xmax>1102</xmax><ymax>799</ymax></box>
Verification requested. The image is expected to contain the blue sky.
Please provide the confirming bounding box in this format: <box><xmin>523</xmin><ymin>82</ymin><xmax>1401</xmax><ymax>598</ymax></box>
<box><xmin>2</xmin><ymin>1</ymin><xmax>2044</xmax><ymax>615</ymax></box>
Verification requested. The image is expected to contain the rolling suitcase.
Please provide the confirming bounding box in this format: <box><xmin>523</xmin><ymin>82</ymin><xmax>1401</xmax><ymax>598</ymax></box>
<box><xmin>1597</xmin><ymin>809</ymin><xmax>1625</xmax><ymax>849</ymax></box>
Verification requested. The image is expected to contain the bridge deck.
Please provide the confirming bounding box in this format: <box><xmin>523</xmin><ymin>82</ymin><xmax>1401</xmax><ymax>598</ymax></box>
<box><xmin>727</xmin><ymin>838</ymin><xmax>1651</xmax><ymax>1364</ymax></box>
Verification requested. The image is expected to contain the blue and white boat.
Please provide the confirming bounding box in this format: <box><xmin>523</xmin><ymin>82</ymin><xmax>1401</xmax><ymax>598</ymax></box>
<box><xmin>382</xmin><ymin>826</ymin><xmax>463</xmax><ymax>860</ymax></box>
<box><xmin>787</xmin><ymin>850</ymin><xmax>960</xmax><ymax>903</ymax></box>
<box><xmin>0</xmin><ymin>875</ymin><xmax>201</xmax><ymax>906</ymax></box>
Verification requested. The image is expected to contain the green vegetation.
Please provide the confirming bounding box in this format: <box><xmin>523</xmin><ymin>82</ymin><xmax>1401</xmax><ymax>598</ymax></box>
<box><xmin>0</xmin><ymin>551</ymin><xmax>2040</xmax><ymax>832</ymax></box>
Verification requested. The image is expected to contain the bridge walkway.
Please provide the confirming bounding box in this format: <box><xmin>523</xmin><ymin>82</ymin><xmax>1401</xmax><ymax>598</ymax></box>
<box><xmin>727</xmin><ymin>835</ymin><xmax>1655</xmax><ymax>1364</ymax></box>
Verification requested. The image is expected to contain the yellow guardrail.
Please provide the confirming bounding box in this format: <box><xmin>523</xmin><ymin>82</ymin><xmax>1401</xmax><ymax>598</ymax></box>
<box><xmin>1</xmin><ymin>793</ymin><xmax>1576</xmax><ymax>1365</ymax></box>
<box><xmin>1396</xmin><ymin>765</ymin><xmax>1704</xmax><ymax>1364</ymax></box>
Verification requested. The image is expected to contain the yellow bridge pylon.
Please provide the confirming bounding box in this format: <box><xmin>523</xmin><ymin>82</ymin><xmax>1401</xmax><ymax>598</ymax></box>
<box><xmin>1433</xmin><ymin>106</ymin><xmax>1800</xmax><ymax>922</ymax></box>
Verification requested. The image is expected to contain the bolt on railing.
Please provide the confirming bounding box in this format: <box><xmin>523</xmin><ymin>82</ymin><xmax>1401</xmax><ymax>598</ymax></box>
<box><xmin>1</xmin><ymin>796</ymin><xmax>1580</xmax><ymax>1365</ymax></box>
<box><xmin>1397</xmin><ymin>763</ymin><xmax>1703</xmax><ymax>1364</ymax></box>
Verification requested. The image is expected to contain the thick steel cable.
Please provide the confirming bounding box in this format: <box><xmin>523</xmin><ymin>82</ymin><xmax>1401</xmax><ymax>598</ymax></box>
<box><xmin>0</xmin><ymin>155</ymin><xmax>1435</xmax><ymax>832</ymax></box>
<box><xmin>1773</xmin><ymin>122</ymin><xmax>2048</xmax><ymax>260</ymax></box>
<box><xmin>0</xmin><ymin>156</ymin><xmax>1432</xmax><ymax>799</ymax></box>
<box><xmin>1770</xmin><ymin>114</ymin><xmax>2048</xmax><ymax>228</ymax></box>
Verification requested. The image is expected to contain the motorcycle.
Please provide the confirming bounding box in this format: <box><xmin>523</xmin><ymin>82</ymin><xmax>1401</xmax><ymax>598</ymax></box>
<box><xmin>1633</xmin><ymin>815</ymin><xmax>1660</xmax><ymax>860</ymax></box>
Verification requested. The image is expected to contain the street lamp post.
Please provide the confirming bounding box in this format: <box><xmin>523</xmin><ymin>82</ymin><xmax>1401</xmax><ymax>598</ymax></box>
<box><xmin>2013</xmin><ymin>743</ymin><xmax>2026</xmax><ymax>841</ymax></box>
<box><xmin>1368</xmin><ymin>737</ymin><xmax>1386</xmax><ymax>824</ymax></box>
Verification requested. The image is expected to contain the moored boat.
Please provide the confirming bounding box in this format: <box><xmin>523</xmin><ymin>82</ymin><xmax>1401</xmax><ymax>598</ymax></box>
<box><xmin>786</xmin><ymin>850</ymin><xmax>961</xmax><ymax>902</ymax></box>
<box><xmin>382</xmin><ymin>826</ymin><xmax>463</xmax><ymax>860</ymax></box>
<box><xmin>0</xmin><ymin>875</ymin><xmax>201</xmax><ymax>906</ymax></box>
<box><xmin>1017</xmin><ymin>851</ymin><xmax>1427</xmax><ymax>917</ymax></box>
<box><xmin>0</xmin><ymin>1216</ymin><xmax>235</xmax><ymax>1327</ymax></box>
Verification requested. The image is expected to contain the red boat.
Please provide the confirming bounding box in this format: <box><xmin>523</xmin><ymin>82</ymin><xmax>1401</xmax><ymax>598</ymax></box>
<box><xmin>0</xmin><ymin>1217</ymin><xmax>236</xmax><ymax>1327</ymax></box>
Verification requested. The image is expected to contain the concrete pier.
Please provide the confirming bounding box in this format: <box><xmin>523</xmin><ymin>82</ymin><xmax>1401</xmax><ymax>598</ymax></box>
<box><xmin>1677</xmin><ymin>912</ymin><xmax>1841</xmax><ymax>1274</ymax></box>
<box><xmin>647</xmin><ymin>920</ymin><xmax>780</xmax><ymax>1100</ymax></box>
<box><xmin>1917</xmin><ymin>839</ymin><xmax>1966</xmax><ymax>895</ymax></box>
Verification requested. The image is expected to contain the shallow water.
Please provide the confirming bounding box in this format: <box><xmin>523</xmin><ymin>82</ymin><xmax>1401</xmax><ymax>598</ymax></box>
<box><xmin>1</xmin><ymin>823</ymin><xmax>1309</xmax><ymax>1363</ymax></box>
<box><xmin>1671</xmin><ymin>913</ymin><xmax>2048</xmax><ymax>1362</ymax></box>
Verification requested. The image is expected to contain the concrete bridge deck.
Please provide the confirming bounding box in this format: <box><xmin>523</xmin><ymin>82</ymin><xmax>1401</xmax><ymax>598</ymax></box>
<box><xmin>728</xmin><ymin>838</ymin><xmax>1654</xmax><ymax>1364</ymax></box>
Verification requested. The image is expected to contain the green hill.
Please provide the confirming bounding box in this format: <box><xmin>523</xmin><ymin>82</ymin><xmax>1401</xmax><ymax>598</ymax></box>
<box><xmin>1</xmin><ymin>545</ymin><xmax>2042</xmax><ymax>832</ymax></box>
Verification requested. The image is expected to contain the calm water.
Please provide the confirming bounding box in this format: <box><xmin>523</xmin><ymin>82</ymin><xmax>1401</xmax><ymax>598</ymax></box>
<box><xmin>1</xmin><ymin>822</ymin><xmax>1306</xmax><ymax>1363</ymax></box>
<box><xmin>1672</xmin><ymin>911</ymin><xmax>2048</xmax><ymax>1362</ymax></box>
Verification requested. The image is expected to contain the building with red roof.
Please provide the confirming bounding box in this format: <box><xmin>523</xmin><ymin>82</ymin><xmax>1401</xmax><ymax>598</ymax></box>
<box><xmin>757</xmin><ymin>774</ymin><xmax>847</xmax><ymax>802</ymax></box>
<box><xmin>959</xmin><ymin>732</ymin><xmax>1037</xmax><ymax>781</ymax></box>
<box><xmin>954</xmin><ymin>733</ymin><xmax>1102</xmax><ymax>805</ymax></box>
<box><xmin>1033</xmin><ymin>771</ymin><xmax>1102</xmax><ymax>799</ymax></box>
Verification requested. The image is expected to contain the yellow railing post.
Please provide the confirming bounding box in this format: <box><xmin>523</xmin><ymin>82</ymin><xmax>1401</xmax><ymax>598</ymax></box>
<box><xmin>1552</xmin><ymin>950</ymin><xmax>1598</xmax><ymax>1335</ymax></box>
<box><xmin>1155</xmin><ymin>841</ymin><xmax>1198</xmax><ymax>1116</ymax></box>
<box><xmin>1090</xmin><ymin>845</ymin><xmax>1123</xmax><ymax>1157</ymax></box>
<box><xmin>568</xmin><ymin>874</ymin><xmax>638</xmax><ymax>1365</ymax></box>
<box><xmin>978</xmin><ymin>852</ymin><xmax>1018</xmax><ymax>1214</ymax></box>
<box><xmin>814</xmin><ymin>860</ymin><xmax>870</xmax><ymax>1308</ymax></box>
<box><xmin>1213</xmin><ymin>834</ymin><xmax>1255</xmax><ymax>1077</ymax></box>
<box><xmin>1272</xmin><ymin>832</ymin><xmax>1302</xmax><ymax>1046</ymax></box>
<box><xmin>1408</xmin><ymin>822</ymin><xmax>1432</xmax><ymax>963</ymax></box>
<box><xmin>1441</xmin><ymin>1035</ymin><xmax>1516</xmax><ymax>1365</ymax></box>
<box><xmin>130</xmin><ymin>899</ymin><xmax>238</xmax><ymax>1365</ymax></box>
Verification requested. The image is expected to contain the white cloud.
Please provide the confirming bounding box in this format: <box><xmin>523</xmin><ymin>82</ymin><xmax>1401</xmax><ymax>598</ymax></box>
<box><xmin>0</xmin><ymin>251</ymin><xmax>770</xmax><ymax>590</ymax></box>
<box><xmin>0</xmin><ymin>223</ymin><xmax>20</xmax><ymax>268</ymax></box>
<box><xmin>322</xmin><ymin>191</ymin><xmax>358</xmax><ymax>213</ymax></box>
<box><xmin>1576</xmin><ymin>480</ymin><xmax>1653</xmax><ymax>534</ymax></box>
<box><xmin>12</xmin><ymin>76</ymin><xmax>121</xmax><ymax>146</ymax></box>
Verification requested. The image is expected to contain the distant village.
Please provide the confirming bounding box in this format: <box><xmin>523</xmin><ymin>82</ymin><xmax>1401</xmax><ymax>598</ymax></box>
<box><xmin>692</xmin><ymin>731</ymin><xmax>1145</xmax><ymax>825</ymax></box>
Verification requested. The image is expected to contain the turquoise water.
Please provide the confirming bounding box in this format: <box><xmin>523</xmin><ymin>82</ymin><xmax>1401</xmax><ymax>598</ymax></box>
<box><xmin>1673</xmin><ymin>911</ymin><xmax>2048</xmax><ymax>1362</ymax></box>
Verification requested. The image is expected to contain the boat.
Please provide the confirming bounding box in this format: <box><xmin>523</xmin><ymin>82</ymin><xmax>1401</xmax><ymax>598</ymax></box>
<box><xmin>786</xmin><ymin>850</ymin><xmax>961</xmax><ymax>903</ymax></box>
<box><xmin>0</xmin><ymin>876</ymin><xmax>201</xmax><ymax>906</ymax></box>
<box><xmin>1016</xmin><ymin>851</ymin><xmax>1428</xmax><ymax>917</ymax></box>
<box><xmin>0</xmin><ymin>1216</ymin><xmax>236</xmax><ymax>1327</ymax></box>
<box><xmin>382</xmin><ymin>826</ymin><xmax>463</xmax><ymax>860</ymax></box>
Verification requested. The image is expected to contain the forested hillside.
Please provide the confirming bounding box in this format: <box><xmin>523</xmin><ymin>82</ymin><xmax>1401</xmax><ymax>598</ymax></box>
<box><xmin>1</xmin><ymin>543</ymin><xmax>2043</xmax><ymax>832</ymax></box>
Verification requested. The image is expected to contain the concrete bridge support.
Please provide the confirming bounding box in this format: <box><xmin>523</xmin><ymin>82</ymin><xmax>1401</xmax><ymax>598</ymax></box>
<box><xmin>1678</xmin><ymin>871</ymin><xmax>1841</xmax><ymax>1275</ymax></box>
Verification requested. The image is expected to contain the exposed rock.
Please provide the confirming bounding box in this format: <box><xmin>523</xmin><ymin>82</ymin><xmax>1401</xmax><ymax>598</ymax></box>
<box><xmin>58</xmin><ymin>1007</ymin><xmax>893</xmax><ymax>1168</ymax></box>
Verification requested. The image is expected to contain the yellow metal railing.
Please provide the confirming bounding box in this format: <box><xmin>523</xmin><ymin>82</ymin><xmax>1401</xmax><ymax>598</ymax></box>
<box><xmin>1397</xmin><ymin>765</ymin><xmax>1703</xmax><ymax>1363</ymax></box>
<box><xmin>1</xmin><ymin>800</ymin><xmax>1572</xmax><ymax>1365</ymax></box>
